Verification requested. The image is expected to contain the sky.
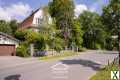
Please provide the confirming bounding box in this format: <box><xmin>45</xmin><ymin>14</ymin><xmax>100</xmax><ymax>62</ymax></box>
<box><xmin>0</xmin><ymin>0</ymin><xmax>109</xmax><ymax>22</ymax></box>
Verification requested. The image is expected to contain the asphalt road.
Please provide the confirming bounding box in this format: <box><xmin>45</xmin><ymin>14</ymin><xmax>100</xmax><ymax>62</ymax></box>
<box><xmin>0</xmin><ymin>50</ymin><xmax>118</xmax><ymax>80</ymax></box>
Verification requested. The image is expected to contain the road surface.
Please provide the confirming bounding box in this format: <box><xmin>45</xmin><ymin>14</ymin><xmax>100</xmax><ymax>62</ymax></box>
<box><xmin>0</xmin><ymin>50</ymin><xmax>118</xmax><ymax>80</ymax></box>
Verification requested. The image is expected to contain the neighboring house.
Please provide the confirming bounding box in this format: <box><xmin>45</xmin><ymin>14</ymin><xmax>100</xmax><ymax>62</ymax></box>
<box><xmin>0</xmin><ymin>32</ymin><xmax>19</xmax><ymax>56</ymax></box>
<box><xmin>19</xmin><ymin>8</ymin><xmax>52</xmax><ymax>32</ymax></box>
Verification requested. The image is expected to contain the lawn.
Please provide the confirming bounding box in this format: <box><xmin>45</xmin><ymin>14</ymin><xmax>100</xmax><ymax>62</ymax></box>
<box><xmin>90</xmin><ymin>64</ymin><xmax>120</xmax><ymax>80</ymax></box>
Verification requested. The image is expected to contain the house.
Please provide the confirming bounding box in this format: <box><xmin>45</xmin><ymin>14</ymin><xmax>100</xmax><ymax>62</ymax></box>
<box><xmin>0</xmin><ymin>32</ymin><xmax>19</xmax><ymax>56</ymax></box>
<box><xmin>19</xmin><ymin>8</ymin><xmax>52</xmax><ymax>32</ymax></box>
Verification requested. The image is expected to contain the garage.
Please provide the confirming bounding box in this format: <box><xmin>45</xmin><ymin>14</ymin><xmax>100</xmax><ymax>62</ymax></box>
<box><xmin>0</xmin><ymin>44</ymin><xmax>16</xmax><ymax>56</ymax></box>
<box><xmin>0</xmin><ymin>32</ymin><xmax>19</xmax><ymax>56</ymax></box>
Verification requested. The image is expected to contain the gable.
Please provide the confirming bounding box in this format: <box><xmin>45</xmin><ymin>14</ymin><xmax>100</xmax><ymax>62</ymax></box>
<box><xmin>19</xmin><ymin>8</ymin><xmax>52</xmax><ymax>30</ymax></box>
<box><xmin>0</xmin><ymin>32</ymin><xmax>19</xmax><ymax>45</ymax></box>
<box><xmin>33</xmin><ymin>9</ymin><xmax>43</xmax><ymax>25</ymax></box>
<box><xmin>19</xmin><ymin>14</ymin><xmax>34</xmax><ymax>29</ymax></box>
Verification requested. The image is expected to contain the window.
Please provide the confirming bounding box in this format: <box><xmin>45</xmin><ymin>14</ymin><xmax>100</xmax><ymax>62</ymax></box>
<box><xmin>36</xmin><ymin>18</ymin><xmax>42</xmax><ymax>25</ymax></box>
<box><xmin>36</xmin><ymin>18</ymin><xmax>38</xmax><ymax>25</ymax></box>
<box><xmin>0</xmin><ymin>37</ymin><xmax>2</xmax><ymax>41</ymax></box>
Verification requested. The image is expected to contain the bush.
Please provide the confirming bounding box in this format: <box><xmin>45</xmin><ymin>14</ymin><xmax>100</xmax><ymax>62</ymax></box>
<box><xmin>25</xmin><ymin>31</ymin><xmax>46</xmax><ymax>51</ymax></box>
<box><xmin>95</xmin><ymin>43</ymin><xmax>101</xmax><ymax>50</ymax></box>
<box><xmin>78</xmin><ymin>47</ymin><xmax>86</xmax><ymax>52</ymax></box>
<box><xmin>54</xmin><ymin>37</ymin><xmax>64</xmax><ymax>52</ymax></box>
<box><xmin>15</xmin><ymin>30</ymin><xmax>28</xmax><ymax>41</ymax></box>
<box><xmin>34</xmin><ymin>38</ymin><xmax>46</xmax><ymax>51</ymax></box>
<box><xmin>16</xmin><ymin>45</ymin><xmax>30</xmax><ymax>57</ymax></box>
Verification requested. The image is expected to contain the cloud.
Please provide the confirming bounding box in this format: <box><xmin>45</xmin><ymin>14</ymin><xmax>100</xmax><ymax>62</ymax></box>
<box><xmin>0</xmin><ymin>2</ymin><xmax>32</xmax><ymax>21</ymax></box>
<box><xmin>74</xmin><ymin>4</ymin><xmax>98</xmax><ymax>17</ymax></box>
<box><xmin>75</xmin><ymin>4</ymin><xmax>88</xmax><ymax>17</ymax></box>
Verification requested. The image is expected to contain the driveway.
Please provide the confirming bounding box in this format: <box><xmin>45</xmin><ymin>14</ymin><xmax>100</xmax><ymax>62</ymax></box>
<box><xmin>0</xmin><ymin>50</ymin><xmax>118</xmax><ymax>80</ymax></box>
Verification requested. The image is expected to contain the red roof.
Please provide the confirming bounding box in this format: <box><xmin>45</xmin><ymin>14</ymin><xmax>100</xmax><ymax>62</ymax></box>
<box><xmin>19</xmin><ymin>8</ymin><xmax>40</xmax><ymax>29</ymax></box>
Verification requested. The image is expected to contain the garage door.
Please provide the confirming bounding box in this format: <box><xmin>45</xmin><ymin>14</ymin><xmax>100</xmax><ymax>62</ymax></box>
<box><xmin>0</xmin><ymin>44</ymin><xmax>16</xmax><ymax>56</ymax></box>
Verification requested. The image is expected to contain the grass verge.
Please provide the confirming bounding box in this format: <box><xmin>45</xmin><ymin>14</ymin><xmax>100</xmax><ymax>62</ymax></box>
<box><xmin>39</xmin><ymin>51</ymin><xmax>79</xmax><ymax>61</ymax></box>
<box><xmin>90</xmin><ymin>64</ymin><xmax>120</xmax><ymax>80</ymax></box>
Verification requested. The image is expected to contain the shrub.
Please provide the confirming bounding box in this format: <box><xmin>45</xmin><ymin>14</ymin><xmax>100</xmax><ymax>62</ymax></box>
<box><xmin>16</xmin><ymin>45</ymin><xmax>30</xmax><ymax>57</ymax></box>
<box><xmin>25</xmin><ymin>31</ymin><xmax>46</xmax><ymax>51</ymax></box>
<box><xmin>54</xmin><ymin>37</ymin><xmax>64</xmax><ymax>52</ymax></box>
<box><xmin>15</xmin><ymin>30</ymin><xmax>28</xmax><ymax>41</ymax></box>
<box><xmin>34</xmin><ymin>38</ymin><xmax>46</xmax><ymax>51</ymax></box>
<box><xmin>78</xmin><ymin>47</ymin><xmax>86</xmax><ymax>52</ymax></box>
<box><xmin>95</xmin><ymin>43</ymin><xmax>101</xmax><ymax>50</ymax></box>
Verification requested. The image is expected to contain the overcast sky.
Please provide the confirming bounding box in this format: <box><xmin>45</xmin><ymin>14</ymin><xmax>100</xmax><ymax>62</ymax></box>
<box><xmin>0</xmin><ymin>0</ymin><xmax>109</xmax><ymax>22</ymax></box>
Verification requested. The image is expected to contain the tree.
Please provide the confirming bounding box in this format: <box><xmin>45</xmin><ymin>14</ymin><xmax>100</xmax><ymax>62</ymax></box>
<box><xmin>102</xmin><ymin>0</ymin><xmax>120</xmax><ymax>64</ymax></box>
<box><xmin>9</xmin><ymin>20</ymin><xmax>18</xmax><ymax>36</ymax></box>
<box><xmin>53</xmin><ymin>37</ymin><xmax>64</xmax><ymax>52</ymax></box>
<box><xmin>71</xmin><ymin>20</ymin><xmax>83</xmax><ymax>50</ymax></box>
<box><xmin>49</xmin><ymin>0</ymin><xmax>75</xmax><ymax>48</ymax></box>
<box><xmin>25</xmin><ymin>31</ymin><xmax>46</xmax><ymax>51</ymax></box>
<box><xmin>78</xmin><ymin>11</ymin><xmax>105</xmax><ymax>49</ymax></box>
<box><xmin>15</xmin><ymin>30</ymin><xmax>28</xmax><ymax>41</ymax></box>
<box><xmin>0</xmin><ymin>20</ymin><xmax>12</xmax><ymax>35</ymax></box>
<box><xmin>15</xmin><ymin>30</ymin><xmax>46</xmax><ymax>57</ymax></box>
<box><xmin>16</xmin><ymin>44</ymin><xmax>29</xmax><ymax>57</ymax></box>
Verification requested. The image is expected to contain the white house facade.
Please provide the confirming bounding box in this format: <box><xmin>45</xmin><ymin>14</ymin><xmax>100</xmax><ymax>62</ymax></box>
<box><xmin>19</xmin><ymin>8</ymin><xmax>52</xmax><ymax>32</ymax></box>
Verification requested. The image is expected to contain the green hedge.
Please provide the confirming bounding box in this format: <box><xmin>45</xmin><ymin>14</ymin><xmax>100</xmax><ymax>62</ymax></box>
<box><xmin>16</xmin><ymin>45</ymin><xmax>30</xmax><ymax>57</ymax></box>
